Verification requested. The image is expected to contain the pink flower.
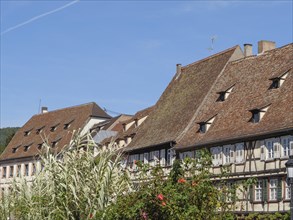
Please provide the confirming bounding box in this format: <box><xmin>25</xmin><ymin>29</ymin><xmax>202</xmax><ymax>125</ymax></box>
<box><xmin>178</xmin><ymin>178</ymin><xmax>186</xmax><ymax>183</ymax></box>
<box><xmin>157</xmin><ymin>193</ymin><xmax>164</xmax><ymax>201</ymax></box>
<box><xmin>161</xmin><ymin>201</ymin><xmax>166</xmax><ymax>206</ymax></box>
<box><xmin>142</xmin><ymin>211</ymin><xmax>148</xmax><ymax>220</ymax></box>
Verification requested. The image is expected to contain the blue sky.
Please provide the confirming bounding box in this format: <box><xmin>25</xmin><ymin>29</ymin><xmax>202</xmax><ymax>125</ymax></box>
<box><xmin>0</xmin><ymin>1</ymin><xmax>292</xmax><ymax>128</ymax></box>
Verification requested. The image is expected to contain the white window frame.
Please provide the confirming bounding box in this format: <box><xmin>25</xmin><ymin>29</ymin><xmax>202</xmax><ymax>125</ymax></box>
<box><xmin>255</xmin><ymin>180</ymin><xmax>262</xmax><ymax>201</ymax></box>
<box><xmin>235</xmin><ymin>143</ymin><xmax>244</xmax><ymax>163</ymax></box>
<box><xmin>154</xmin><ymin>151</ymin><xmax>160</xmax><ymax>165</ymax></box>
<box><xmin>211</xmin><ymin>147</ymin><xmax>222</xmax><ymax>166</ymax></box>
<box><xmin>223</xmin><ymin>145</ymin><xmax>234</xmax><ymax>164</ymax></box>
<box><xmin>269</xmin><ymin>179</ymin><xmax>278</xmax><ymax>201</ymax></box>
<box><xmin>144</xmin><ymin>152</ymin><xmax>149</xmax><ymax>164</ymax></box>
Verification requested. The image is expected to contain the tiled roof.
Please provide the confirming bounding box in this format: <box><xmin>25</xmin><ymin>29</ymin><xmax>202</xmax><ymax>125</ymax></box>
<box><xmin>176</xmin><ymin>43</ymin><xmax>293</xmax><ymax>149</ymax></box>
<box><xmin>0</xmin><ymin>102</ymin><xmax>111</xmax><ymax>161</ymax></box>
<box><xmin>125</xmin><ymin>46</ymin><xmax>243</xmax><ymax>151</ymax></box>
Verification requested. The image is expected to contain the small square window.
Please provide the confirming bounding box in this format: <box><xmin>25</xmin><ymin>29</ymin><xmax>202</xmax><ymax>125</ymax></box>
<box><xmin>199</xmin><ymin>123</ymin><xmax>207</xmax><ymax>133</ymax></box>
<box><xmin>251</xmin><ymin>110</ymin><xmax>260</xmax><ymax>123</ymax></box>
<box><xmin>12</xmin><ymin>147</ymin><xmax>18</xmax><ymax>153</ymax></box>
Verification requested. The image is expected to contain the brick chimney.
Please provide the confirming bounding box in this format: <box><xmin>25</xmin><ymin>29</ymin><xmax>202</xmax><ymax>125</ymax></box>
<box><xmin>244</xmin><ymin>44</ymin><xmax>253</xmax><ymax>56</ymax></box>
<box><xmin>258</xmin><ymin>40</ymin><xmax>276</xmax><ymax>54</ymax></box>
<box><xmin>41</xmin><ymin>107</ymin><xmax>48</xmax><ymax>114</ymax></box>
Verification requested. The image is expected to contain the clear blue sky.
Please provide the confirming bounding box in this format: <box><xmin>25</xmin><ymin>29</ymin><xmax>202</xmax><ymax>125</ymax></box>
<box><xmin>0</xmin><ymin>1</ymin><xmax>292</xmax><ymax>128</ymax></box>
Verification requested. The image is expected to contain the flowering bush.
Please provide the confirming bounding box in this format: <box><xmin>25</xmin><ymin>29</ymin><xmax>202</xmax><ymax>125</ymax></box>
<box><xmin>105</xmin><ymin>150</ymin><xmax>237</xmax><ymax>220</ymax></box>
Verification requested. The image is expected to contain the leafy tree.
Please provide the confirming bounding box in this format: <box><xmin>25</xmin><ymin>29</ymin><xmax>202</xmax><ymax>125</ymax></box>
<box><xmin>0</xmin><ymin>127</ymin><xmax>19</xmax><ymax>154</ymax></box>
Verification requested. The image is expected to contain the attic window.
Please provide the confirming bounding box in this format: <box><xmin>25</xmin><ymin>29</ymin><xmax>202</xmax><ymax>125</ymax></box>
<box><xmin>24</xmin><ymin>143</ymin><xmax>33</xmax><ymax>152</ymax></box>
<box><xmin>37</xmin><ymin>143</ymin><xmax>43</xmax><ymax>150</ymax></box>
<box><xmin>36</xmin><ymin>126</ymin><xmax>45</xmax><ymax>134</ymax></box>
<box><xmin>50</xmin><ymin>124</ymin><xmax>59</xmax><ymax>132</ymax></box>
<box><xmin>12</xmin><ymin>145</ymin><xmax>20</xmax><ymax>153</ymax></box>
<box><xmin>24</xmin><ymin>129</ymin><xmax>33</xmax><ymax>136</ymax></box>
<box><xmin>64</xmin><ymin>120</ymin><xmax>74</xmax><ymax>130</ymax></box>
<box><xmin>217</xmin><ymin>85</ymin><xmax>234</xmax><ymax>102</ymax></box>
<box><xmin>198</xmin><ymin>116</ymin><xmax>216</xmax><ymax>133</ymax></box>
<box><xmin>51</xmin><ymin>138</ymin><xmax>61</xmax><ymax>148</ymax></box>
<box><xmin>269</xmin><ymin>71</ymin><xmax>289</xmax><ymax>89</ymax></box>
<box><xmin>250</xmin><ymin>105</ymin><xmax>270</xmax><ymax>123</ymax></box>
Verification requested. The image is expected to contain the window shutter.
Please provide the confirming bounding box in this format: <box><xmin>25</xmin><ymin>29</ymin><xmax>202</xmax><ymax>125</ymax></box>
<box><xmin>277</xmin><ymin>178</ymin><xmax>282</xmax><ymax>201</ymax></box>
<box><xmin>260</xmin><ymin>143</ymin><xmax>265</xmax><ymax>161</ymax></box>
<box><xmin>249</xmin><ymin>185</ymin><xmax>254</xmax><ymax>203</ymax></box>
<box><xmin>230</xmin><ymin>146</ymin><xmax>234</xmax><ymax>163</ymax></box>
<box><xmin>144</xmin><ymin>153</ymin><xmax>149</xmax><ymax>164</ymax></box>
<box><xmin>262</xmin><ymin>179</ymin><xmax>268</xmax><ymax>202</ymax></box>
<box><xmin>273</xmin><ymin>141</ymin><xmax>280</xmax><ymax>158</ymax></box>
<box><xmin>290</xmin><ymin>141</ymin><xmax>293</xmax><ymax>156</ymax></box>
<box><xmin>218</xmin><ymin>147</ymin><xmax>222</xmax><ymax>165</ymax></box>
<box><xmin>160</xmin><ymin>149</ymin><xmax>166</xmax><ymax>166</ymax></box>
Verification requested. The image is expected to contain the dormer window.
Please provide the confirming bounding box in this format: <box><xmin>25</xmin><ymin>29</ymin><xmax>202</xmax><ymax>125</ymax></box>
<box><xmin>36</xmin><ymin>126</ymin><xmax>45</xmax><ymax>134</ymax></box>
<box><xmin>12</xmin><ymin>145</ymin><xmax>20</xmax><ymax>153</ymax></box>
<box><xmin>64</xmin><ymin>120</ymin><xmax>74</xmax><ymax>129</ymax></box>
<box><xmin>24</xmin><ymin>129</ymin><xmax>33</xmax><ymax>136</ymax></box>
<box><xmin>37</xmin><ymin>143</ymin><xmax>43</xmax><ymax>150</ymax></box>
<box><xmin>50</xmin><ymin>124</ymin><xmax>59</xmax><ymax>132</ymax></box>
<box><xmin>250</xmin><ymin>105</ymin><xmax>270</xmax><ymax>123</ymax></box>
<box><xmin>198</xmin><ymin>116</ymin><xmax>216</xmax><ymax>133</ymax></box>
<box><xmin>51</xmin><ymin>138</ymin><xmax>61</xmax><ymax>148</ymax></box>
<box><xmin>217</xmin><ymin>85</ymin><xmax>234</xmax><ymax>102</ymax></box>
<box><xmin>24</xmin><ymin>143</ymin><xmax>33</xmax><ymax>152</ymax></box>
<box><xmin>269</xmin><ymin>70</ymin><xmax>289</xmax><ymax>89</ymax></box>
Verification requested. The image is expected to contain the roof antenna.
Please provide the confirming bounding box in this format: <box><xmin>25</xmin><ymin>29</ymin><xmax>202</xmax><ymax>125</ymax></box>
<box><xmin>207</xmin><ymin>35</ymin><xmax>217</xmax><ymax>52</ymax></box>
<box><xmin>38</xmin><ymin>99</ymin><xmax>42</xmax><ymax>114</ymax></box>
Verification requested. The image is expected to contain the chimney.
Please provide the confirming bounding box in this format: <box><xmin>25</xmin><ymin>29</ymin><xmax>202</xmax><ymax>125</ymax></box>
<box><xmin>175</xmin><ymin>64</ymin><xmax>182</xmax><ymax>80</ymax></box>
<box><xmin>243</xmin><ymin>44</ymin><xmax>253</xmax><ymax>56</ymax></box>
<box><xmin>258</xmin><ymin>40</ymin><xmax>276</xmax><ymax>54</ymax></box>
<box><xmin>41</xmin><ymin>107</ymin><xmax>48</xmax><ymax>114</ymax></box>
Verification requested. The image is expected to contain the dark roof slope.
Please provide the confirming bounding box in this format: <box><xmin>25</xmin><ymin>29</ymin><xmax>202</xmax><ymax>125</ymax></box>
<box><xmin>177</xmin><ymin>43</ymin><xmax>293</xmax><ymax>149</ymax></box>
<box><xmin>0</xmin><ymin>102</ymin><xmax>111</xmax><ymax>161</ymax></box>
<box><xmin>126</xmin><ymin>46</ymin><xmax>243</xmax><ymax>151</ymax></box>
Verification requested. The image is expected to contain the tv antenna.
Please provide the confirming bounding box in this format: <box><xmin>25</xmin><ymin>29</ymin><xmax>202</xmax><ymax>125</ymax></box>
<box><xmin>207</xmin><ymin>35</ymin><xmax>217</xmax><ymax>52</ymax></box>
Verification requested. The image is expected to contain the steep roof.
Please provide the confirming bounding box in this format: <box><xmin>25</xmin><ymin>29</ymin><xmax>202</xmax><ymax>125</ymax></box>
<box><xmin>125</xmin><ymin>46</ymin><xmax>243</xmax><ymax>151</ymax></box>
<box><xmin>176</xmin><ymin>43</ymin><xmax>293</xmax><ymax>149</ymax></box>
<box><xmin>0</xmin><ymin>102</ymin><xmax>111</xmax><ymax>161</ymax></box>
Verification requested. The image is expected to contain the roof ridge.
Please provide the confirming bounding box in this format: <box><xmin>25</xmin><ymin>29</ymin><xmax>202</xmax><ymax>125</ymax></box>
<box><xmin>33</xmin><ymin>102</ymin><xmax>96</xmax><ymax>116</ymax></box>
<box><xmin>183</xmin><ymin>45</ymin><xmax>239</xmax><ymax>69</ymax></box>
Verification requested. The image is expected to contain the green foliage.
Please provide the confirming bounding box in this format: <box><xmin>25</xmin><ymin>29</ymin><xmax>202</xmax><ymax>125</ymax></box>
<box><xmin>0</xmin><ymin>127</ymin><xmax>19</xmax><ymax>153</ymax></box>
<box><xmin>244</xmin><ymin>212</ymin><xmax>290</xmax><ymax>220</ymax></box>
<box><xmin>105</xmin><ymin>149</ymin><xmax>238</xmax><ymax>220</ymax></box>
<box><xmin>0</xmin><ymin>132</ymin><xmax>131</xmax><ymax>220</ymax></box>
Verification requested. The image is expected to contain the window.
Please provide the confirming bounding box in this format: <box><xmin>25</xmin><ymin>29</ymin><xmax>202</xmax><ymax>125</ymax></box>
<box><xmin>255</xmin><ymin>180</ymin><xmax>263</xmax><ymax>201</ymax></box>
<box><xmin>269</xmin><ymin>179</ymin><xmax>278</xmax><ymax>200</ymax></box>
<box><xmin>154</xmin><ymin>151</ymin><xmax>160</xmax><ymax>165</ymax></box>
<box><xmin>12</xmin><ymin>147</ymin><xmax>19</xmax><ymax>153</ymax></box>
<box><xmin>211</xmin><ymin>147</ymin><xmax>222</xmax><ymax>166</ymax></box>
<box><xmin>9</xmin><ymin>166</ymin><xmax>14</xmax><ymax>178</ymax></box>
<box><xmin>250</xmin><ymin>106</ymin><xmax>269</xmax><ymax>123</ymax></box>
<box><xmin>223</xmin><ymin>145</ymin><xmax>234</xmax><ymax>164</ymax></box>
<box><xmin>36</xmin><ymin>126</ymin><xmax>45</xmax><ymax>134</ymax></box>
<box><xmin>166</xmin><ymin>149</ymin><xmax>172</xmax><ymax>166</ymax></box>
<box><xmin>50</xmin><ymin>124</ymin><xmax>59</xmax><ymax>132</ymax></box>
<box><xmin>235</xmin><ymin>143</ymin><xmax>244</xmax><ymax>163</ymax></box>
<box><xmin>285</xmin><ymin>179</ymin><xmax>291</xmax><ymax>200</ymax></box>
<box><xmin>269</xmin><ymin>71</ymin><xmax>289</xmax><ymax>89</ymax></box>
<box><xmin>17</xmin><ymin>165</ymin><xmax>21</xmax><ymax>177</ymax></box>
<box><xmin>282</xmin><ymin>136</ymin><xmax>293</xmax><ymax>157</ymax></box>
<box><xmin>217</xmin><ymin>86</ymin><xmax>234</xmax><ymax>102</ymax></box>
<box><xmin>24</xmin><ymin>130</ymin><xmax>32</xmax><ymax>136</ymax></box>
<box><xmin>198</xmin><ymin>116</ymin><xmax>216</xmax><ymax>134</ymax></box>
<box><xmin>2</xmin><ymin>167</ymin><xmax>6</xmax><ymax>178</ymax></box>
<box><xmin>25</xmin><ymin>164</ymin><xmax>29</xmax><ymax>176</ymax></box>
<box><xmin>24</xmin><ymin>145</ymin><xmax>31</xmax><ymax>152</ymax></box>
<box><xmin>64</xmin><ymin>120</ymin><xmax>74</xmax><ymax>129</ymax></box>
<box><xmin>144</xmin><ymin>152</ymin><xmax>149</xmax><ymax>164</ymax></box>
<box><xmin>38</xmin><ymin>143</ymin><xmax>43</xmax><ymax>150</ymax></box>
<box><xmin>266</xmin><ymin>140</ymin><xmax>274</xmax><ymax>159</ymax></box>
